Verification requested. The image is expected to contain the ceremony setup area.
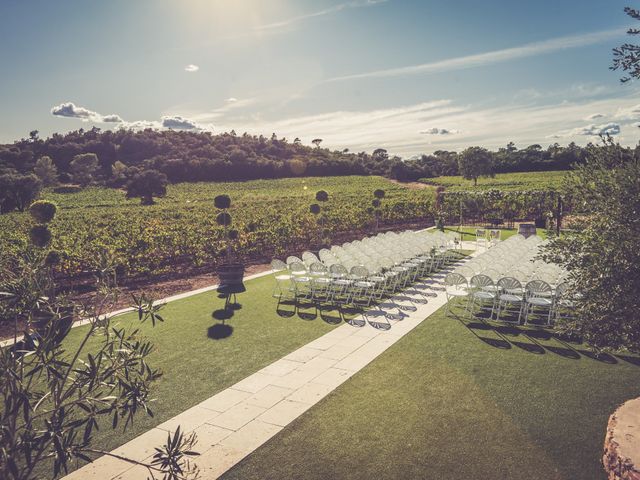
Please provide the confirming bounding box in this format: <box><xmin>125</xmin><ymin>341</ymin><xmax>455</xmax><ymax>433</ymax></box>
<box><xmin>54</xmin><ymin>226</ymin><xmax>639</xmax><ymax>480</ymax></box>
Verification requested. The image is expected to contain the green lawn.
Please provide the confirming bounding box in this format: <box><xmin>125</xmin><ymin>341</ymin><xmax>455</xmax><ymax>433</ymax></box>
<box><xmin>446</xmin><ymin>225</ymin><xmax>547</xmax><ymax>241</ymax></box>
<box><xmin>222</xmin><ymin>307</ymin><xmax>640</xmax><ymax>480</ymax></box>
<box><xmin>56</xmin><ymin>273</ymin><xmax>339</xmax><ymax>473</ymax></box>
<box><xmin>421</xmin><ymin>170</ymin><xmax>567</xmax><ymax>191</ymax></box>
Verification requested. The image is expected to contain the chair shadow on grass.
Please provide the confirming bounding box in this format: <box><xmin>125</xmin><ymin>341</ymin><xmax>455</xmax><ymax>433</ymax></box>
<box><xmin>275</xmin><ymin>297</ymin><xmax>350</xmax><ymax>324</ymax></box>
<box><xmin>453</xmin><ymin>309</ymin><xmax>637</xmax><ymax>365</ymax></box>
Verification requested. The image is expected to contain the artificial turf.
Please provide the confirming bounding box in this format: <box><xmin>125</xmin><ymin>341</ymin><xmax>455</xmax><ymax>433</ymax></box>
<box><xmin>56</xmin><ymin>273</ymin><xmax>339</xmax><ymax>473</ymax></box>
<box><xmin>447</xmin><ymin>225</ymin><xmax>547</xmax><ymax>241</ymax></box>
<box><xmin>221</xmin><ymin>305</ymin><xmax>640</xmax><ymax>480</ymax></box>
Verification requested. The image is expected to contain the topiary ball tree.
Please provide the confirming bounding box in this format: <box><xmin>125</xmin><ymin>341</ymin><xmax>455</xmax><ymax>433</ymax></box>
<box><xmin>214</xmin><ymin>194</ymin><xmax>231</xmax><ymax>210</ymax></box>
<box><xmin>315</xmin><ymin>190</ymin><xmax>329</xmax><ymax>202</ymax></box>
<box><xmin>29</xmin><ymin>200</ymin><xmax>57</xmax><ymax>224</ymax></box>
<box><xmin>44</xmin><ymin>250</ymin><xmax>62</xmax><ymax>267</ymax></box>
<box><xmin>373</xmin><ymin>189</ymin><xmax>385</xmax><ymax>200</ymax></box>
<box><xmin>310</xmin><ymin>204</ymin><xmax>321</xmax><ymax>215</ymax></box>
<box><xmin>30</xmin><ymin>225</ymin><xmax>52</xmax><ymax>248</ymax></box>
<box><xmin>28</xmin><ymin>200</ymin><xmax>57</xmax><ymax>249</ymax></box>
<box><xmin>214</xmin><ymin>194</ymin><xmax>235</xmax><ymax>263</ymax></box>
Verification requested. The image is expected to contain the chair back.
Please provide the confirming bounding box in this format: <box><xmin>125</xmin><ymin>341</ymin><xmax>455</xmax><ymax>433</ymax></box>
<box><xmin>286</xmin><ymin>256</ymin><xmax>302</xmax><ymax>265</ymax></box>
<box><xmin>497</xmin><ymin>277</ymin><xmax>522</xmax><ymax>293</ymax></box>
<box><xmin>470</xmin><ymin>274</ymin><xmax>494</xmax><ymax>290</ymax></box>
<box><xmin>329</xmin><ymin>264</ymin><xmax>349</xmax><ymax>277</ymax></box>
<box><xmin>350</xmin><ymin>265</ymin><xmax>369</xmax><ymax>279</ymax></box>
<box><xmin>445</xmin><ymin>273</ymin><xmax>467</xmax><ymax>288</ymax></box>
<box><xmin>525</xmin><ymin>280</ymin><xmax>552</xmax><ymax>298</ymax></box>
<box><xmin>289</xmin><ymin>262</ymin><xmax>307</xmax><ymax>275</ymax></box>
<box><xmin>271</xmin><ymin>259</ymin><xmax>287</xmax><ymax>271</ymax></box>
<box><xmin>309</xmin><ymin>262</ymin><xmax>327</xmax><ymax>276</ymax></box>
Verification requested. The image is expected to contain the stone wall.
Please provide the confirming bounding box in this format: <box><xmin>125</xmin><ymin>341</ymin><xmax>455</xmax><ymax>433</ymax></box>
<box><xmin>603</xmin><ymin>397</ymin><xmax>640</xmax><ymax>480</ymax></box>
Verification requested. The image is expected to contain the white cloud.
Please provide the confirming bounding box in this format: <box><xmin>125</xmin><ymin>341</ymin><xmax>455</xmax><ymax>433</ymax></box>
<box><xmin>256</xmin><ymin>0</ymin><xmax>387</xmax><ymax>31</ymax></box>
<box><xmin>188</xmin><ymin>98</ymin><xmax>258</xmax><ymax>123</ymax></box>
<box><xmin>614</xmin><ymin>103</ymin><xmax>640</xmax><ymax>121</ymax></box>
<box><xmin>51</xmin><ymin>102</ymin><xmax>123</xmax><ymax>123</ymax></box>
<box><xmin>420</xmin><ymin>127</ymin><xmax>459</xmax><ymax>135</ymax></box>
<box><xmin>326</xmin><ymin>28</ymin><xmax>625</xmax><ymax>82</ymax></box>
<box><xmin>570</xmin><ymin>122</ymin><xmax>621</xmax><ymax>136</ymax></box>
<box><xmin>121</xmin><ymin>120</ymin><xmax>161</xmax><ymax>130</ymax></box>
<box><xmin>161</xmin><ymin>115</ymin><xmax>201</xmax><ymax>130</ymax></box>
<box><xmin>206</xmin><ymin>93</ymin><xmax>640</xmax><ymax>156</ymax></box>
<box><xmin>184</xmin><ymin>64</ymin><xmax>200</xmax><ymax>72</ymax></box>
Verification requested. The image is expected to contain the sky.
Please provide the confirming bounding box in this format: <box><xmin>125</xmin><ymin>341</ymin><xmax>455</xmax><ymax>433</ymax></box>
<box><xmin>1</xmin><ymin>0</ymin><xmax>640</xmax><ymax>157</ymax></box>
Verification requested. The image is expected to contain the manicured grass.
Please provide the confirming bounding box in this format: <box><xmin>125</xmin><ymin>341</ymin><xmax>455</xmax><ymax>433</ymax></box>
<box><xmin>446</xmin><ymin>225</ymin><xmax>547</xmax><ymax>241</ymax></box>
<box><xmin>57</xmin><ymin>273</ymin><xmax>339</xmax><ymax>470</ymax></box>
<box><xmin>222</xmin><ymin>307</ymin><xmax>640</xmax><ymax>480</ymax></box>
<box><xmin>421</xmin><ymin>170</ymin><xmax>567</xmax><ymax>191</ymax></box>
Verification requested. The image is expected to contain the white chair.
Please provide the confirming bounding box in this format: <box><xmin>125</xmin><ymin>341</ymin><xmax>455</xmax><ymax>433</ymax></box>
<box><xmin>271</xmin><ymin>259</ymin><xmax>292</xmax><ymax>299</ymax></box>
<box><xmin>523</xmin><ymin>280</ymin><xmax>554</xmax><ymax>326</ymax></box>
<box><xmin>444</xmin><ymin>273</ymin><xmax>469</xmax><ymax>316</ymax></box>
<box><xmin>289</xmin><ymin>262</ymin><xmax>311</xmax><ymax>300</ymax></box>
<box><xmin>494</xmin><ymin>277</ymin><xmax>524</xmax><ymax>323</ymax></box>
<box><xmin>467</xmin><ymin>274</ymin><xmax>497</xmax><ymax>318</ymax></box>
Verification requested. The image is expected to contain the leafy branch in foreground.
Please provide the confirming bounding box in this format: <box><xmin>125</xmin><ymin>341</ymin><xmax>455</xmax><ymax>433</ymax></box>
<box><xmin>0</xmin><ymin>202</ymin><xmax>199</xmax><ymax>480</ymax></box>
<box><xmin>611</xmin><ymin>7</ymin><xmax>640</xmax><ymax>83</ymax></box>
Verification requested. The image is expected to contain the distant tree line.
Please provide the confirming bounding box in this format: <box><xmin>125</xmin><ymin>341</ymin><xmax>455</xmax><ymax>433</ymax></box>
<box><xmin>0</xmin><ymin>127</ymin><xmax>590</xmax><ymax>212</ymax></box>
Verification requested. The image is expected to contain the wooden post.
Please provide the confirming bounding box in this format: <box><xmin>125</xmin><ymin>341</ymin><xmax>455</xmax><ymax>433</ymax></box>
<box><xmin>556</xmin><ymin>195</ymin><xmax>562</xmax><ymax>236</ymax></box>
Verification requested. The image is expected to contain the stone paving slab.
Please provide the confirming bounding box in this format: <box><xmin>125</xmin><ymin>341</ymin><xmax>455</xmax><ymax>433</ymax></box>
<box><xmin>62</xmin><ymin>248</ymin><xmax>474</xmax><ymax>480</ymax></box>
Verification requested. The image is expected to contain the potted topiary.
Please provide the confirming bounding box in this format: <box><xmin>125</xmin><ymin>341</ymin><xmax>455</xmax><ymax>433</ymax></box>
<box><xmin>214</xmin><ymin>194</ymin><xmax>245</xmax><ymax>286</ymax></box>
<box><xmin>27</xmin><ymin>200</ymin><xmax>75</xmax><ymax>342</ymax></box>
<box><xmin>310</xmin><ymin>190</ymin><xmax>330</xmax><ymax>247</ymax></box>
<box><xmin>372</xmin><ymin>189</ymin><xmax>385</xmax><ymax>232</ymax></box>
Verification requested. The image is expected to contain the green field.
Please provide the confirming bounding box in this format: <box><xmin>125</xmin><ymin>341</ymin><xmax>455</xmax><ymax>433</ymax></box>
<box><xmin>33</xmin><ymin>273</ymin><xmax>340</xmax><ymax>477</ymax></box>
<box><xmin>0</xmin><ymin>176</ymin><xmax>436</xmax><ymax>279</ymax></box>
<box><xmin>222</xmin><ymin>306</ymin><xmax>640</xmax><ymax>480</ymax></box>
<box><xmin>421</xmin><ymin>170</ymin><xmax>567</xmax><ymax>191</ymax></box>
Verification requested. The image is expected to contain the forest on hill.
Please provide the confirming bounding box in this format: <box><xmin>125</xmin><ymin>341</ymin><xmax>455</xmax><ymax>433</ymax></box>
<box><xmin>0</xmin><ymin>127</ymin><xmax>588</xmax><ymax>187</ymax></box>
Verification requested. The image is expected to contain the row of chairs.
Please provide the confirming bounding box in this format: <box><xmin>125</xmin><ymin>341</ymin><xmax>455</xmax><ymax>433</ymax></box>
<box><xmin>271</xmin><ymin>230</ymin><xmax>462</xmax><ymax>308</ymax></box>
<box><xmin>445</xmin><ymin>273</ymin><xmax>573</xmax><ymax>325</ymax></box>
<box><xmin>455</xmin><ymin>234</ymin><xmax>567</xmax><ymax>286</ymax></box>
<box><xmin>475</xmin><ymin>228</ymin><xmax>502</xmax><ymax>249</ymax></box>
<box><xmin>446</xmin><ymin>235</ymin><xmax>572</xmax><ymax>325</ymax></box>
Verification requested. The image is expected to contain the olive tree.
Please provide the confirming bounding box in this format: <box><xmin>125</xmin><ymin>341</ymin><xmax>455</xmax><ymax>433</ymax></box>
<box><xmin>0</xmin><ymin>202</ymin><xmax>199</xmax><ymax>479</ymax></box>
<box><xmin>33</xmin><ymin>156</ymin><xmax>58</xmax><ymax>187</ymax></box>
<box><xmin>70</xmin><ymin>153</ymin><xmax>99</xmax><ymax>187</ymax></box>
<box><xmin>457</xmin><ymin>147</ymin><xmax>494</xmax><ymax>186</ymax></box>
<box><xmin>125</xmin><ymin>169</ymin><xmax>168</xmax><ymax>205</ymax></box>
<box><xmin>540</xmin><ymin>139</ymin><xmax>640</xmax><ymax>352</ymax></box>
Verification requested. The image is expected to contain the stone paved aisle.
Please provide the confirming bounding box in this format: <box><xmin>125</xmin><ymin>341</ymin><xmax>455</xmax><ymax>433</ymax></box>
<box><xmin>63</xmin><ymin>250</ymin><xmax>474</xmax><ymax>480</ymax></box>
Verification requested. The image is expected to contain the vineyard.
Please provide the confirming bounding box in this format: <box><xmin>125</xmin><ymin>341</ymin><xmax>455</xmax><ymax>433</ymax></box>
<box><xmin>421</xmin><ymin>170</ymin><xmax>567</xmax><ymax>191</ymax></box>
<box><xmin>0</xmin><ymin>176</ymin><xmax>437</xmax><ymax>281</ymax></box>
